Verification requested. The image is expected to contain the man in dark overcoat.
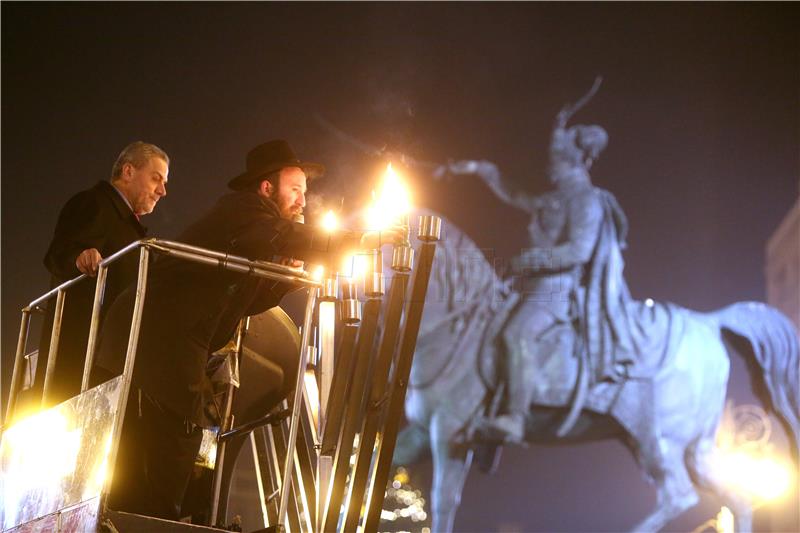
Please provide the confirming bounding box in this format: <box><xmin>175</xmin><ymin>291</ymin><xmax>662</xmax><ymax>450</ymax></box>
<box><xmin>95</xmin><ymin>139</ymin><xmax>402</xmax><ymax>520</ymax></box>
<box><xmin>29</xmin><ymin>141</ymin><xmax>169</xmax><ymax>410</ymax></box>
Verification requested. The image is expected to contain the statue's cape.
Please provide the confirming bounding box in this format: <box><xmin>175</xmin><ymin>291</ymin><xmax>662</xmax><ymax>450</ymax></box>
<box><xmin>584</xmin><ymin>190</ymin><xmax>682</xmax><ymax>382</ymax></box>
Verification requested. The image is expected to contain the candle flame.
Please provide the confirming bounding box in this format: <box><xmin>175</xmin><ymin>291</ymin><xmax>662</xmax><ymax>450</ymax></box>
<box><xmin>321</xmin><ymin>210</ymin><xmax>338</xmax><ymax>232</ymax></box>
<box><xmin>366</xmin><ymin>163</ymin><xmax>411</xmax><ymax>230</ymax></box>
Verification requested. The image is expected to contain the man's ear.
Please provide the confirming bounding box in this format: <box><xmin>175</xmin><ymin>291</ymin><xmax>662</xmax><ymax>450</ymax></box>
<box><xmin>120</xmin><ymin>162</ymin><xmax>135</xmax><ymax>182</ymax></box>
<box><xmin>259</xmin><ymin>179</ymin><xmax>273</xmax><ymax>197</ymax></box>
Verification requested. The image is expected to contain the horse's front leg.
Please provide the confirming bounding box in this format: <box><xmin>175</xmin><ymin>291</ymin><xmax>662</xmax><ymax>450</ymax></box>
<box><xmin>430</xmin><ymin>411</ymin><xmax>473</xmax><ymax>533</ymax></box>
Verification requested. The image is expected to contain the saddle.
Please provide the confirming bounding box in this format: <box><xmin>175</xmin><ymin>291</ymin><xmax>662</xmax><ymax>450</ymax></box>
<box><xmin>475</xmin><ymin>296</ymin><xmax>677</xmax><ymax>440</ymax></box>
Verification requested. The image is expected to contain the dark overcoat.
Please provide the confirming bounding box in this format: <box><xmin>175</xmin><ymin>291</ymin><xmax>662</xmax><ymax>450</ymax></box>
<box><xmin>97</xmin><ymin>190</ymin><xmax>360</xmax><ymax>425</ymax></box>
<box><xmin>35</xmin><ymin>180</ymin><xmax>146</xmax><ymax>405</ymax></box>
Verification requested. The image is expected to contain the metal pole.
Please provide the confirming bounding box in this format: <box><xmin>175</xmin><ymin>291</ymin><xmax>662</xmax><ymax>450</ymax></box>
<box><xmin>81</xmin><ymin>264</ymin><xmax>108</xmax><ymax>392</ymax></box>
<box><xmin>363</xmin><ymin>217</ymin><xmax>440</xmax><ymax>532</ymax></box>
<box><xmin>150</xmin><ymin>239</ymin><xmax>314</xmax><ymax>281</ymax></box>
<box><xmin>317</xmin><ymin>283</ymin><xmax>337</xmax><ymax>531</ymax></box>
<box><xmin>210</xmin><ymin>319</ymin><xmax>247</xmax><ymax>526</ymax></box>
<box><xmin>271</xmin><ymin>401</ymin><xmax>303</xmax><ymax>533</ymax></box>
<box><xmin>277</xmin><ymin>286</ymin><xmax>318</xmax><ymax>527</ymax></box>
<box><xmin>319</xmin><ymin>277</ymin><xmax>361</xmax><ymax>457</ymax></box>
<box><xmin>342</xmin><ymin>269</ymin><xmax>410</xmax><ymax>532</ymax></box>
<box><xmin>99</xmin><ymin>246</ymin><xmax>150</xmax><ymax>514</ymax></box>
<box><xmin>321</xmin><ymin>251</ymin><xmax>384</xmax><ymax>532</ymax></box>
<box><xmin>3</xmin><ymin>310</ymin><xmax>32</xmax><ymax>426</ymax></box>
<box><xmin>320</xmin><ymin>299</ymin><xmax>382</xmax><ymax>532</ymax></box>
<box><xmin>262</xmin><ymin>423</ymin><xmax>283</xmax><ymax>526</ymax></box>
<box><xmin>41</xmin><ymin>289</ymin><xmax>66</xmax><ymax>407</ymax></box>
<box><xmin>250</xmin><ymin>431</ymin><xmax>271</xmax><ymax>529</ymax></box>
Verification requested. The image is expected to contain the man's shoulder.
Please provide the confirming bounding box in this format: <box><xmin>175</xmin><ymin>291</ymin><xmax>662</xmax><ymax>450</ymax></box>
<box><xmin>215</xmin><ymin>190</ymin><xmax>280</xmax><ymax>217</ymax></box>
<box><xmin>60</xmin><ymin>181</ymin><xmax>109</xmax><ymax>210</ymax></box>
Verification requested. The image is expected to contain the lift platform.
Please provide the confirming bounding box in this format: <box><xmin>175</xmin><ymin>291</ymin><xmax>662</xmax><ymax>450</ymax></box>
<box><xmin>1</xmin><ymin>215</ymin><xmax>441</xmax><ymax>533</ymax></box>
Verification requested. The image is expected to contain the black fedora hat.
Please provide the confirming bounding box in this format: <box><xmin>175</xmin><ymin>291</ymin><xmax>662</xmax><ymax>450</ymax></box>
<box><xmin>228</xmin><ymin>140</ymin><xmax>325</xmax><ymax>190</ymax></box>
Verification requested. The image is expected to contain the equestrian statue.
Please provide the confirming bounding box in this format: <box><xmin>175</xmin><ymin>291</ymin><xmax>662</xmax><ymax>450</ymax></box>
<box><xmin>391</xmin><ymin>80</ymin><xmax>800</xmax><ymax>533</ymax></box>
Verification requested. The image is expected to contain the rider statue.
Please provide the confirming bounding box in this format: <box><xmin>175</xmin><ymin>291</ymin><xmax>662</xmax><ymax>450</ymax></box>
<box><xmin>437</xmin><ymin>80</ymin><xmax>638</xmax><ymax>443</ymax></box>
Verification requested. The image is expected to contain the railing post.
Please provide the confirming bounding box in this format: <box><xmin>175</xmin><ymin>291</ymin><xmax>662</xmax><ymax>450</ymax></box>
<box><xmin>40</xmin><ymin>289</ymin><xmax>66</xmax><ymax>407</ymax></box>
<box><xmin>3</xmin><ymin>310</ymin><xmax>32</xmax><ymax>426</ymax></box>
<box><xmin>99</xmin><ymin>245</ymin><xmax>150</xmax><ymax>513</ymax></box>
<box><xmin>210</xmin><ymin>318</ymin><xmax>247</xmax><ymax>526</ymax></box>
<box><xmin>81</xmin><ymin>264</ymin><xmax>109</xmax><ymax>392</ymax></box>
<box><xmin>277</xmin><ymin>286</ymin><xmax>318</xmax><ymax>527</ymax></box>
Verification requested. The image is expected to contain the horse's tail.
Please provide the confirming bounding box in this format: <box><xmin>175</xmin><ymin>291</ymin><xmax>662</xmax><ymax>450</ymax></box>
<box><xmin>713</xmin><ymin>301</ymin><xmax>800</xmax><ymax>463</ymax></box>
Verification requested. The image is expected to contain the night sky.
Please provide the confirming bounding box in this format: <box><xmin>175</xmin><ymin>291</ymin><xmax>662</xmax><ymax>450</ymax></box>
<box><xmin>2</xmin><ymin>3</ymin><xmax>799</xmax><ymax>532</ymax></box>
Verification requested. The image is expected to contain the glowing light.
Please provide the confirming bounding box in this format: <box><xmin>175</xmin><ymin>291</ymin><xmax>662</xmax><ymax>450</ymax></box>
<box><xmin>365</xmin><ymin>163</ymin><xmax>412</xmax><ymax>231</ymax></box>
<box><xmin>321</xmin><ymin>210</ymin><xmax>338</xmax><ymax>232</ymax></box>
<box><xmin>83</xmin><ymin>433</ymin><xmax>113</xmax><ymax>500</ymax></box>
<box><xmin>393</xmin><ymin>466</ymin><xmax>410</xmax><ymax>485</ymax></box>
<box><xmin>1</xmin><ymin>408</ymin><xmax>83</xmax><ymax>523</ymax></box>
<box><xmin>340</xmin><ymin>253</ymin><xmax>368</xmax><ymax>280</ymax></box>
<box><xmin>645</xmin><ymin>298</ymin><xmax>654</xmax><ymax>307</ymax></box>
<box><xmin>716</xmin><ymin>506</ymin><xmax>734</xmax><ymax>533</ymax></box>
<box><xmin>381</xmin><ymin>466</ymin><xmax>430</xmax><ymax>526</ymax></box>
<box><xmin>310</xmin><ymin>265</ymin><xmax>325</xmax><ymax>281</ymax></box>
<box><xmin>713</xmin><ymin>449</ymin><xmax>793</xmax><ymax>502</ymax></box>
<box><xmin>304</xmin><ymin>366</ymin><xmax>320</xmax><ymax>429</ymax></box>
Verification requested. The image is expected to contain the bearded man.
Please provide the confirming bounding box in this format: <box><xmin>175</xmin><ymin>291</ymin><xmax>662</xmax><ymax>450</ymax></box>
<box><xmin>95</xmin><ymin>139</ymin><xmax>402</xmax><ymax>520</ymax></box>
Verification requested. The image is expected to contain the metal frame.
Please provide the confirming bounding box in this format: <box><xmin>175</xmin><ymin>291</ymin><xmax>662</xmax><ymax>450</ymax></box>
<box><xmin>1</xmin><ymin>238</ymin><xmax>322</xmax><ymax>533</ymax></box>
<box><xmin>2</xmin><ymin>215</ymin><xmax>441</xmax><ymax>533</ymax></box>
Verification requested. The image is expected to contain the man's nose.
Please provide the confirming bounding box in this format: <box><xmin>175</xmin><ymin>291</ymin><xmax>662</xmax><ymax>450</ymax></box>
<box><xmin>157</xmin><ymin>183</ymin><xmax>167</xmax><ymax>197</ymax></box>
<box><xmin>298</xmin><ymin>193</ymin><xmax>306</xmax><ymax>207</ymax></box>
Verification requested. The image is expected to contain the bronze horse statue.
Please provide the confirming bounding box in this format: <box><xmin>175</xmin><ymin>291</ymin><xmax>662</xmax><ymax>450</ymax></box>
<box><xmin>392</xmin><ymin>211</ymin><xmax>799</xmax><ymax>533</ymax></box>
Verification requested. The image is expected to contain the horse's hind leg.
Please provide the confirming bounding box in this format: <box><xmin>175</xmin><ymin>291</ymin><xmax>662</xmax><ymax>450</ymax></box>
<box><xmin>686</xmin><ymin>436</ymin><xmax>753</xmax><ymax>533</ymax></box>
<box><xmin>393</xmin><ymin>423</ymin><xmax>430</xmax><ymax>466</ymax></box>
<box><xmin>630</xmin><ymin>439</ymin><xmax>699</xmax><ymax>533</ymax></box>
<box><xmin>430</xmin><ymin>411</ymin><xmax>473</xmax><ymax>533</ymax></box>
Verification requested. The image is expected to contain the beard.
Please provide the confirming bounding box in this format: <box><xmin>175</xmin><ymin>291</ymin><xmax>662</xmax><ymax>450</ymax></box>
<box><xmin>276</xmin><ymin>195</ymin><xmax>302</xmax><ymax>220</ymax></box>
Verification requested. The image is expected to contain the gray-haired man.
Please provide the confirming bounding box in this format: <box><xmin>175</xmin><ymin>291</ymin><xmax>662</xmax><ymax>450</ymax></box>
<box><xmin>31</xmin><ymin>141</ymin><xmax>169</xmax><ymax>409</ymax></box>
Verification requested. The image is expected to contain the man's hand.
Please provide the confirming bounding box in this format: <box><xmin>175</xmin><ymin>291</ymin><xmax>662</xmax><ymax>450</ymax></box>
<box><xmin>75</xmin><ymin>248</ymin><xmax>102</xmax><ymax>276</ymax></box>
<box><xmin>360</xmin><ymin>225</ymin><xmax>407</xmax><ymax>250</ymax></box>
<box><xmin>276</xmin><ymin>256</ymin><xmax>304</xmax><ymax>268</ymax></box>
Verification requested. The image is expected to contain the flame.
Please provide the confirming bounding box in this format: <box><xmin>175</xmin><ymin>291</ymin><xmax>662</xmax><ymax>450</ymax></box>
<box><xmin>321</xmin><ymin>210</ymin><xmax>338</xmax><ymax>232</ymax></box>
<box><xmin>365</xmin><ymin>163</ymin><xmax>411</xmax><ymax>230</ymax></box>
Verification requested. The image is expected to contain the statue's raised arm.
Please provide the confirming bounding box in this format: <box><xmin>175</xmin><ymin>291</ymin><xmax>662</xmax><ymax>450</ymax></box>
<box><xmin>434</xmin><ymin>159</ymin><xmax>538</xmax><ymax>212</ymax></box>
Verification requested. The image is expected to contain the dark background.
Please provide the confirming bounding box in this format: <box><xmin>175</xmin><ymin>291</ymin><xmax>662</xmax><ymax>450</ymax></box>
<box><xmin>2</xmin><ymin>3</ymin><xmax>798</xmax><ymax>532</ymax></box>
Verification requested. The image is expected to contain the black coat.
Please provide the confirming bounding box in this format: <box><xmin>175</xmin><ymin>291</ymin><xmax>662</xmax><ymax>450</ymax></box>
<box><xmin>97</xmin><ymin>190</ymin><xmax>360</xmax><ymax>425</ymax></box>
<box><xmin>35</xmin><ymin>180</ymin><xmax>146</xmax><ymax>405</ymax></box>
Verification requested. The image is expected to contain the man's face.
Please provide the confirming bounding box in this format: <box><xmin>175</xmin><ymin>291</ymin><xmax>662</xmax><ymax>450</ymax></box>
<box><xmin>264</xmin><ymin>166</ymin><xmax>307</xmax><ymax>220</ymax></box>
<box><xmin>123</xmin><ymin>157</ymin><xmax>168</xmax><ymax>215</ymax></box>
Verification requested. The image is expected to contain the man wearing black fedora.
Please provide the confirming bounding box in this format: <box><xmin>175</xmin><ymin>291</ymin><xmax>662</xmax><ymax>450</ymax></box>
<box><xmin>95</xmin><ymin>139</ymin><xmax>403</xmax><ymax>521</ymax></box>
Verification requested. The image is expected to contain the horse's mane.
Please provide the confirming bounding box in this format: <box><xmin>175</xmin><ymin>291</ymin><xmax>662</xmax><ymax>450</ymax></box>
<box><xmin>414</xmin><ymin>209</ymin><xmax>504</xmax><ymax>331</ymax></box>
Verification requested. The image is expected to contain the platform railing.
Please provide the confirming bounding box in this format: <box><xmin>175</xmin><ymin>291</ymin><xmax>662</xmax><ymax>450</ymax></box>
<box><xmin>0</xmin><ymin>238</ymin><xmax>321</xmax><ymax>532</ymax></box>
